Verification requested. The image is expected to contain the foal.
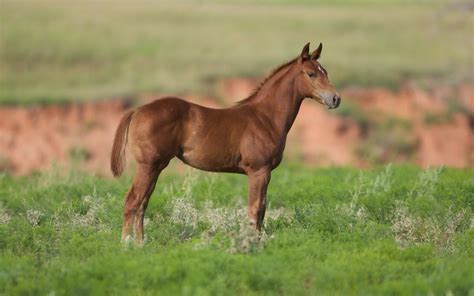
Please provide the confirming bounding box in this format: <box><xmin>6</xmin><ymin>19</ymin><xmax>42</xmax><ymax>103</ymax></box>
<box><xmin>111</xmin><ymin>42</ymin><xmax>341</xmax><ymax>245</ymax></box>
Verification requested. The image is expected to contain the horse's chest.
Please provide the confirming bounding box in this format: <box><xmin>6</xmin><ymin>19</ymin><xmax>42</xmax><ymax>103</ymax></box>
<box><xmin>264</xmin><ymin>142</ymin><xmax>286</xmax><ymax>168</ymax></box>
<box><xmin>240</xmin><ymin>135</ymin><xmax>286</xmax><ymax>169</ymax></box>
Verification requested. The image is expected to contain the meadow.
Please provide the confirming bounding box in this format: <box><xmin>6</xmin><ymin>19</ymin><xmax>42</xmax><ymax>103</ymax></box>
<box><xmin>1</xmin><ymin>0</ymin><xmax>473</xmax><ymax>104</ymax></box>
<box><xmin>1</xmin><ymin>164</ymin><xmax>473</xmax><ymax>295</ymax></box>
<box><xmin>1</xmin><ymin>0</ymin><xmax>473</xmax><ymax>294</ymax></box>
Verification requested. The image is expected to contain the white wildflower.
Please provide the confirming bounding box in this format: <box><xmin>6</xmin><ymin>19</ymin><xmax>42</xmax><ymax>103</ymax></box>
<box><xmin>0</xmin><ymin>206</ymin><xmax>11</xmax><ymax>225</ymax></box>
<box><xmin>26</xmin><ymin>209</ymin><xmax>43</xmax><ymax>226</ymax></box>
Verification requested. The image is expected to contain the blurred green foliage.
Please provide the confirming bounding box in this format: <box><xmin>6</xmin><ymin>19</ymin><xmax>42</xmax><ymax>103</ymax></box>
<box><xmin>1</xmin><ymin>0</ymin><xmax>472</xmax><ymax>104</ymax></box>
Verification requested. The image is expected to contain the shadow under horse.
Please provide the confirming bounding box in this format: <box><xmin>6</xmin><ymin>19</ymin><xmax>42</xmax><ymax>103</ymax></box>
<box><xmin>111</xmin><ymin>42</ymin><xmax>341</xmax><ymax>245</ymax></box>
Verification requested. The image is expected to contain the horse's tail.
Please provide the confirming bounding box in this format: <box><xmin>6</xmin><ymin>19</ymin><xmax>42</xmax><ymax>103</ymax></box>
<box><xmin>111</xmin><ymin>110</ymin><xmax>135</xmax><ymax>177</ymax></box>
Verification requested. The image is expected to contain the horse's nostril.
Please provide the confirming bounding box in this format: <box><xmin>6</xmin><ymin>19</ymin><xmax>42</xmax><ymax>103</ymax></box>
<box><xmin>333</xmin><ymin>96</ymin><xmax>337</xmax><ymax>104</ymax></box>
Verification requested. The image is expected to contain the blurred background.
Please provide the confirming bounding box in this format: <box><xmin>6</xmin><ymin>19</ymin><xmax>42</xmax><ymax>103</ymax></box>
<box><xmin>0</xmin><ymin>0</ymin><xmax>473</xmax><ymax>176</ymax></box>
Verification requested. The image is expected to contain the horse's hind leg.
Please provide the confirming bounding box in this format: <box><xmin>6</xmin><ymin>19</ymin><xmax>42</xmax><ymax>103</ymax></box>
<box><xmin>122</xmin><ymin>161</ymin><xmax>169</xmax><ymax>246</ymax></box>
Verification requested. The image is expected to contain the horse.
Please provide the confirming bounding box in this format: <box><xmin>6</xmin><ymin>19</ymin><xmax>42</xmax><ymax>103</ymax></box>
<box><xmin>111</xmin><ymin>42</ymin><xmax>341</xmax><ymax>245</ymax></box>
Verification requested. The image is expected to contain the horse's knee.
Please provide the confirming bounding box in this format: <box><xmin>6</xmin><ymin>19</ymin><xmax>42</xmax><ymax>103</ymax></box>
<box><xmin>123</xmin><ymin>204</ymin><xmax>137</xmax><ymax>220</ymax></box>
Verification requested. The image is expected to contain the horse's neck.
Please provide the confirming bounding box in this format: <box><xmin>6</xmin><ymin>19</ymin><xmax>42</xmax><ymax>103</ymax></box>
<box><xmin>252</xmin><ymin>71</ymin><xmax>304</xmax><ymax>135</ymax></box>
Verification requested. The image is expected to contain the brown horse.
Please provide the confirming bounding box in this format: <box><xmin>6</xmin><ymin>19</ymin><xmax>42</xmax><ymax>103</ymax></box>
<box><xmin>111</xmin><ymin>42</ymin><xmax>341</xmax><ymax>245</ymax></box>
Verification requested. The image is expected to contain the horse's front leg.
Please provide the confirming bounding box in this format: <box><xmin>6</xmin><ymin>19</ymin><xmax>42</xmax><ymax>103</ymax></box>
<box><xmin>247</xmin><ymin>168</ymin><xmax>271</xmax><ymax>231</ymax></box>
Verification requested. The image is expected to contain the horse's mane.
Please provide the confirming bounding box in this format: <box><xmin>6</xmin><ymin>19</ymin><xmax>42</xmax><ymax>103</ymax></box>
<box><xmin>235</xmin><ymin>57</ymin><xmax>298</xmax><ymax>105</ymax></box>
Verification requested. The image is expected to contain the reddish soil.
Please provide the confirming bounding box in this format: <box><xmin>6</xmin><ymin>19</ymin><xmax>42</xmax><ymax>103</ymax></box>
<box><xmin>1</xmin><ymin>81</ymin><xmax>473</xmax><ymax>176</ymax></box>
<box><xmin>340</xmin><ymin>84</ymin><xmax>474</xmax><ymax>167</ymax></box>
<box><xmin>0</xmin><ymin>101</ymin><xmax>128</xmax><ymax>176</ymax></box>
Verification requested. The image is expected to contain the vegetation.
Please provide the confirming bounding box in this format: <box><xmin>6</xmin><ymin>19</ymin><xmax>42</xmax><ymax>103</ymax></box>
<box><xmin>1</xmin><ymin>1</ymin><xmax>472</xmax><ymax>294</ymax></box>
<box><xmin>357</xmin><ymin>117</ymin><xmax>417</xmax><ymax>165</ymax></box>
<box><xmin>1</xmin><ymin>164</ymin><xmax>473</xmax><ymax>295</ymax></box>
<box><xmin>1</xmin><ymin>0</ymin><xmax>472</xmax><ymax>104</ymax></box>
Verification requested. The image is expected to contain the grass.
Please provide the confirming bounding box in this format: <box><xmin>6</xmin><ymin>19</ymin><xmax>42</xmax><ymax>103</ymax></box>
<box><xmin>1</xmin><ymin>164</ymin><xmax>473</xmax><ymax>295</ymax></box>
<box><xmin>1</xmin><ymin>0</ymin><xmax>473</xmax><ymax>104</ymax></box>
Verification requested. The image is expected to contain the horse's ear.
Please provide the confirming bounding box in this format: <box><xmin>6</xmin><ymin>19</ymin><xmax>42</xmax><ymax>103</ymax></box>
<box><xmin>311</xmin><ymin>43</ymin><xmax>323</xmax><ymax>60</ymax></box>
<box><xmin>300</xmin><ymin>42</ymin><xmax>310</xmax><ymax>61</ymax></box>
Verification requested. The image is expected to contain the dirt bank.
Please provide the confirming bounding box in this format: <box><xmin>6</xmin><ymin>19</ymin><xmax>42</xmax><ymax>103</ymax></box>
<box><xmin>1</xmin><ymin>82</ymin><xmax>472</xmax><ymax>176</ymax></box>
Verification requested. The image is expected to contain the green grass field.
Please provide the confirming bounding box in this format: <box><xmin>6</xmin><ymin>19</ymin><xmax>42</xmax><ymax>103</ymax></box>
<box><xmin>1</xmin><ymin>0</ymin><xmax>472</xmax><ymax>104</ymax></box>
<box><xmin>1</xmin><ymin>164</ymin><xmax>473</xmax><ymax>295</ymax></box>
<box><xmin>1</xmin><ymin>1</ymin><xmax>473</xmax><ymax>294</ymax></box>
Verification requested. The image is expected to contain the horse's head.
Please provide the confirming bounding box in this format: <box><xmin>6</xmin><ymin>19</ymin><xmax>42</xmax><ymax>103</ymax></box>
<box><xmin>295</xmin><ymin>42</ymin><xmax>341</xmax><ymax>109</ymax></box>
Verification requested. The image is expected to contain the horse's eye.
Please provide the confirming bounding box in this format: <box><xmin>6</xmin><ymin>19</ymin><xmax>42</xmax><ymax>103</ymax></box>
<box><xmin>308</xmin><ymin>72</ymin><xmax>316</xmax><ymax>78</ymax></box>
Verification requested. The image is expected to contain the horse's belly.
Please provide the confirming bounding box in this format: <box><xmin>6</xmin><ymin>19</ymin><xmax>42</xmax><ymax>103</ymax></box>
<box><xmin>178</xmin><ymin>145</ymin><xmax>243</xmax><ymax>173</ymax></box>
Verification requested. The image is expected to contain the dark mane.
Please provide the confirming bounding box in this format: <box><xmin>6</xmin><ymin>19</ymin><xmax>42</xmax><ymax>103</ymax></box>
<box><xmin>235</xmin><ymin>57</ymin><xmax>298</xmax><ymax>105</ymax></box>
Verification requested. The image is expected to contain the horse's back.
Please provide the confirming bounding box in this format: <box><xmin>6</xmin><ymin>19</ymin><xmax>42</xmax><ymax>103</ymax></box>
<box><xmin>135</xmin><ymin>96</ymin><xmax>191</xmax><ymax>120</ymax></box>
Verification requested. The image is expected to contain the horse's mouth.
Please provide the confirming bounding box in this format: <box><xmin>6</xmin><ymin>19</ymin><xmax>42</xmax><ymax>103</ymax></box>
<box><xmin>311</xmin><ymin>95</ymin><xmax>326</xmax><ymax>106</ymax></box>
